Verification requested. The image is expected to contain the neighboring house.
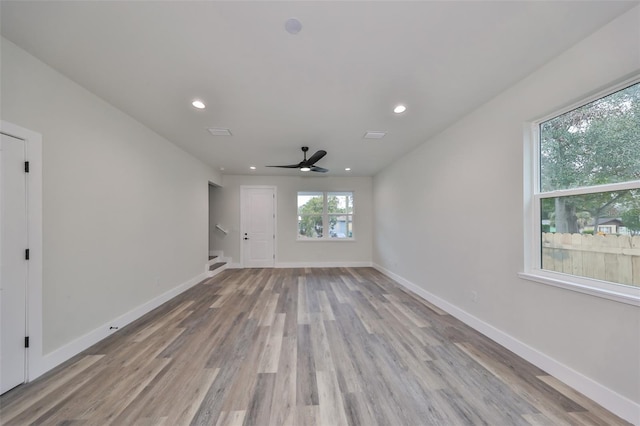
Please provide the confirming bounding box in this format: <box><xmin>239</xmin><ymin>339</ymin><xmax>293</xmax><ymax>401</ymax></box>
<box><xmin>583</xmin><ymin>218</ymin><xmax>625</xmax><ymax>235</ymax></box>
<box><xmin>597</xmin><ymin>218</ymin><xmax>624</xmax><ymax>234</ymax></box>
<box><xmin>541</xmin><ymin>219</ymin><xmax>555</xmax><ymax>233</ymax></box>
<box><xmin>330</xmin><ymin>217</ymin><xmax>351</xmax><ymax>238</ymax></box>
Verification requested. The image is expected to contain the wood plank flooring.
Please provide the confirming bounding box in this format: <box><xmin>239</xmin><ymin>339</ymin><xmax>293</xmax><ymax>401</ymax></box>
<box><xmin>0</xmin><ymin>267</ymin><xmax>631</xmax><ymax>425</ymax></box>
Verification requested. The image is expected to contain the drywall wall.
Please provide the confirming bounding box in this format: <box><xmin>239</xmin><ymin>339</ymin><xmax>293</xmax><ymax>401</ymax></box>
<box><xmin>373</xmin><ymin>6</ymin><xmax>640</xmax><ymax>411</ymax></box>
<box><xmin>1</xmin><ymin>38</ymin><xmax>221</xmax><ymax>356</ymax></box>
<box><xmin>210</xmin><ymin>174</ymin><xmax>372</xmax><ymax>266</ymax></box>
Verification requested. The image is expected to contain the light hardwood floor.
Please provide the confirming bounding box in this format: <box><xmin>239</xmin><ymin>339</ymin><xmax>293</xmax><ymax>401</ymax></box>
<box><xmin>0</xmin><ymin>267</ymin><xmax>631</xmax><ymax>425</ymax></box>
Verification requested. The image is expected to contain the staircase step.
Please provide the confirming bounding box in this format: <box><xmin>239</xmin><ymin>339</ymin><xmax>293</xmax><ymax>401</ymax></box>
<box><xmin>209</xmin><ymin>255</ymin><xmax>218</xmax><ymax>261</ymax></box>
<box><xmin>209</xmin><ymin>262</ymin><xmax>226</xmax><ymax>271</ymax></box>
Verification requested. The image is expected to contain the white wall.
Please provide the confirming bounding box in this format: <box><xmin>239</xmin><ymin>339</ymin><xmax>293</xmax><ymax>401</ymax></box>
<box><xmin>211</xmin><ymin>174</ymin><xmax>372</xmax><ymax>267</ymax></box>
<box><xmin>373</xmin><ymin>6</ymin><xmax>640</xmax><ymax>419</ymax></box>
<box><xmin>1</xmin><ymin>38</ymin><xmax>221</xmax><ymax>361</ymax></box>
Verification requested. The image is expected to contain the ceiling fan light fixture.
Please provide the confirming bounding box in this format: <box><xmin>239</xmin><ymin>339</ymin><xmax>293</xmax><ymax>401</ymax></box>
<box><xmin>191</xmin><ymin>100</ymin><xmax>206</xmax><ymax>109</ymax></box>
<box><xmin>300</xmin><ymin>167</ymin><xmax>311</xmax><ymax>172</ymax></box>
<box><xmin>394</xmin><ymin>104</ymin><xmax>407</xmax><ymax>114</ymax></box>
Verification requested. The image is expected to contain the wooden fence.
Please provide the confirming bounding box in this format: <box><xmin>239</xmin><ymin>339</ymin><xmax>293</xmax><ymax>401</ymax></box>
<box><xmin>542</xmin><ymin>233</ymin><xmax>640</xmax><ymax>287</ymax></box>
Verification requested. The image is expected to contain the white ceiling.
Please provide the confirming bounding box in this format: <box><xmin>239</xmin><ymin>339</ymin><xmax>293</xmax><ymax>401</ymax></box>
<box><xmin>1</xmin><ymin>1</ymin><xmax>636</xmax><ymax>177</ymax></box>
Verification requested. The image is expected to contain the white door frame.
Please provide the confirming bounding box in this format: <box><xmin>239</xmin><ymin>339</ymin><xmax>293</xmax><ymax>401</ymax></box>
<box><xmin>1</xmin><ymin>132</ymin><xmax>28</xmax><ymax>393</ymax></box>
<box><xmin>0</xmin><ymin>121</ymin><xmax>43</xmax><ymax>382</ymax></box>
<box><xmin>240</xmin><ymin>185</ymin><xmax>276</xmax><ymax>268</ymax></box>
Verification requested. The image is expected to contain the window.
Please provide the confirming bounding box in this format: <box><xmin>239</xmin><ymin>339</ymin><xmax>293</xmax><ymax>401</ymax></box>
<box><xmin>297</xmin><ymin>191</ymin><xmax>354</xmax><ymax>240</ymax></box>
<box><xmin>523</xmin><ymin>79</ymin><xmax>640</xmax><ymax>305</ymax></box>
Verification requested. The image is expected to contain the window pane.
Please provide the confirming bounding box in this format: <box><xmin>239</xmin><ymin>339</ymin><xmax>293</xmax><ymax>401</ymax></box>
<box><xmin>297</xmin><ymin>193</ymin><xmax>324</xmax><ymax>215</ymax></box>
<box><xmin>329</xmin><ymin>214</ymin><xmax>352</xmax><ymax>238</ymax></box>
<box><xmin>327</xmin><ymin>192</ymin><xmax>354</xmax><ymax>214</ymax></box>
<box><xmin>539</xmin><ymin>83</ymin><xmax>640</xmax><ymax>192</ymax></box>
<box><xmin>298</xmin><ymin>215</ymin><xmax>323</xmax><ymax>238</ymax></box>
<box><xmin>540</xmin><ymin>189</ymin><xmax>639</xmax><ymax>287</ymax></box>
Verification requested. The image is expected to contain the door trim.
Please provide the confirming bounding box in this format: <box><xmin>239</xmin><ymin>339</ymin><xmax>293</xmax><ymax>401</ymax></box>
<box><xmin>0</xmin><ymin>121</ymin><xmax>43</xmax><ymax>383</ymax></box>
<box><xmin>240</xmin><ymin>185</ymin><xmax>276</xmax><ymax>268</ymax></box>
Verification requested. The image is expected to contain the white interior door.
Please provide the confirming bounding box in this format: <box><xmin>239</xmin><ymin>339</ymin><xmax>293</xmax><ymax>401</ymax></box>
<box><xmin>241</xmin><ymin>187</ymin><xmax>275</xmax><ymax>268</ymax></box>
<box><xmin>0</xmin><ymin>133</ymin><xmax>28</xmax><ymax>394</ymax></box>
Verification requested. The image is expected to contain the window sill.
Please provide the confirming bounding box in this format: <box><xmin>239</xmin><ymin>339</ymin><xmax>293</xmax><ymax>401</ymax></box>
<box><xmin>518</xmin><ymin>271</ymin><xmax>640</xmax><ymax>307</ymax></box>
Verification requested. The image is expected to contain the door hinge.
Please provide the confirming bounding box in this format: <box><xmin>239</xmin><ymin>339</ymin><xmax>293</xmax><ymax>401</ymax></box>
<box><xmin>25</xmin><ymin>161</ymin><xmax>30</xmax><ymax>173</ymax></box>
<box><xmin>25</xmin><ymin>249</ymin><xmax>30</xmax><ymax>260</ymax></box>
<box><xmin>25</xmin><ymin>336</ymin><xmax>30</xmax><ymax>348</ymax></box>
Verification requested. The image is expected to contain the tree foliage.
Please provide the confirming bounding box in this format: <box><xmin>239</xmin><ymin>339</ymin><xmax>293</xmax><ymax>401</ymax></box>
<box><xmin>298</xmin><ymin>195</ymin><xmax>347</xmax><ymax>238</ymax></box>
<box><xmin>298</xmin><ymin>196</ymin><xmax>325</xmax><ymax>238</ymax></box>
<box><xmin>540</xmin><ymin>83</ymin><xmax>640</xmax><ymax>233</ymax></box>
<box><xmin>621</xmin><ymin>207</ymin><xmax>640</xmax><ymax>236</ymax></box>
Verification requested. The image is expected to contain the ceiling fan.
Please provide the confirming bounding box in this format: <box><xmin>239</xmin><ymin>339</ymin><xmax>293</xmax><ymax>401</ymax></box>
<box><xmin>266</xmin><ymin>146</ymin><xmax>328</xmax><ymax>173</ymax></box>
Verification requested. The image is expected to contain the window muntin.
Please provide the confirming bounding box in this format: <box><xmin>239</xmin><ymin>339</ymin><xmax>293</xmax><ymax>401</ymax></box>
<box><xmin>297</xmin><ymin>191</ymin><xmax>354</xmax><ymax>240</ymax></box>
<box><xmin>530</xmin><ymin>80</ymin><xmax>640</xmax><ymax>298</ymax></box>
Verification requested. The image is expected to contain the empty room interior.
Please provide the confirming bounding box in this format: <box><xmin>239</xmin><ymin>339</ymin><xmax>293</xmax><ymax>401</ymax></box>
<box><xmin>1</xmin><ymin>1</ymin><xmax>639</xmax><ymax>425</ymax></box>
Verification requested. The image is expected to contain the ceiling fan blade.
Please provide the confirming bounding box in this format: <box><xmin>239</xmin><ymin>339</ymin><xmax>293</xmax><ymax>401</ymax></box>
<box><xmin>266</xmin><ymin>147</ymin><xmax>328</xmax><ymax>172</ymax></box>
<box><xmin>305</xmin><ymin>150</ymin><xmax>327</xmax><ymax>165</ymax></box>
<box><xmin>266</xmin><ymin>164</ymin><xmax>302</xmax><ymax>169</ymax></box>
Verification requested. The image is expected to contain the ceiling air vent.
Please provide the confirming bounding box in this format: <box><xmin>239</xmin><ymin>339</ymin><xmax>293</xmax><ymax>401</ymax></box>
<box><xmin>208</xmin><ymin>128</ymin><xmax>232</xmax><ymax>136</ymax></box>
<box><xmin>363</xmin><ymin>131</ymin><xmax>386</xmax><ymax>139</ymax></box>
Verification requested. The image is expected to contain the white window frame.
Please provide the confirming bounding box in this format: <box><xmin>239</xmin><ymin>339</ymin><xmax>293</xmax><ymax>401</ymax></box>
<box><xmin>520</xmin><ymin>76</ymin><xmax>640</xmax><ymax>306</ymax></box>
<box><xmin>297</xmin><ymin>191</ymin><xmax>354</xmax><ymax>241</ymax></box>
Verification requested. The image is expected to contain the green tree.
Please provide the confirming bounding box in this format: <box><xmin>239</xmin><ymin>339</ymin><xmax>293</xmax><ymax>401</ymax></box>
<box><xmin>621</xmin><ymin>207</ymin><xmax>640</xmax><ymax>236</ymax></box>
<box><xmin>540</xmin><ymin>83</ymin><xmax>640</xmax><ymax>233</ymax></box>
<box><xmin>298</xmin><ymin>196</ymin><xmax>324</xmax><ymax>238</ymax></box>
<box><xmin>298</xmin><ymin>195</ymin><xmax>347</xmax><ymax>237</ymax></box>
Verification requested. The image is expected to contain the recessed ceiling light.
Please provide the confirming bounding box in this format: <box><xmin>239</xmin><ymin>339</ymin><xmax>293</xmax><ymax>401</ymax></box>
<box><xmin>394</xmin><ymin>104</ymin><xmax>407</xmax><ymax>114</ymax></box>
<box><xmin>208</xmin><ymin>128</ymin><xmax>232</xmax><ymax>136</ymax></box>
<box><xmin>300</xmin><ymin>167</ymin><xmax>311</xmax><ymax>172</ymax></box>
<box><xmin>345</xmin><ymin>168</ymin><xmax>351</xmax><ymax>171</ymax></box>
<box><xmin>364</xmin><ymin>131</ymin><xmax>387</xmax><ymax>139</ymax></box>
<box><xmin>220</xmin><ymin>167</ymin><xmax>225</xmax><ymax>171</ymax></box>
<box><xmin>250</xmin><ymin>166</ymin><xmax>256</xmax><ymax>170</ymax></box>
<box><xmin>192</xmin><ymin>100</ymin><xmax>206</xmax><ymax>109</ymax></box>
<box><xmin>285</xmin><ymin>17</ymin><xmax>302</xmax><ymax>35</ymax></box>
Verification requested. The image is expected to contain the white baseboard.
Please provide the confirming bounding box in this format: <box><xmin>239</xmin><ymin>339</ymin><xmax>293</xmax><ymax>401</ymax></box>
<box><xmin>206</xmin><ymin>262</ymin><xmax>229</xmax><ymax>277</ymax></box>
<box><xmin>36</xmin><ymin>272</ymin><xmax>208</xmax><ymax>379</ymax></box>
<box><xmin>226</xmin><ymin>261</ymin><xmax>372</xmax><ymax>269</ymax></box>
<box><xmin>373</xmin><ymin>263</ymin><xmax>640</xmax><ymax>425</ymax></box>
<box><xmin>275</xmin><ymin>261</ymin><xmax>373</xmax><ymax>268</ymax></box>
<box><xmin>222</xmin><ymin>261</ymin><xmax>370</xmax><ymax>269</ymax></box>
